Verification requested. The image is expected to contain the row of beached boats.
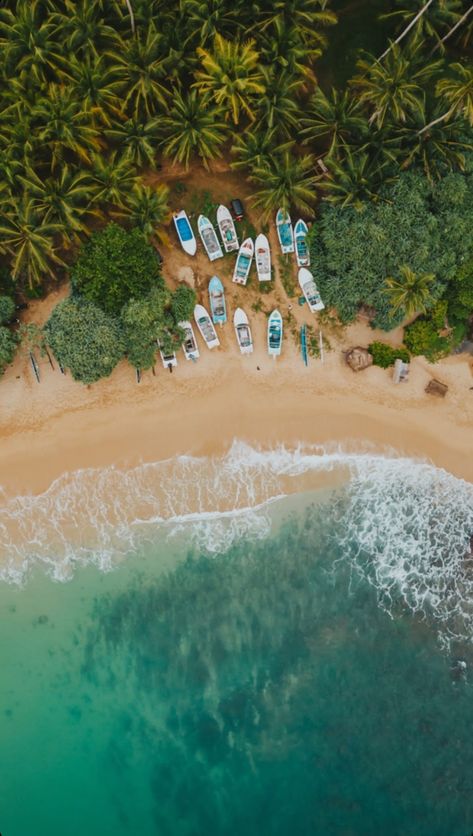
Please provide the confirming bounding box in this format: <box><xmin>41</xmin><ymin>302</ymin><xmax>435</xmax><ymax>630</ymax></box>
<box><xmin>173</xmin><ymin>207</ymin><xmax>312</xmax><ymax>283</ymax></box>
<box><xmin>178</xmin><ymin>305</ymin><xmax>283</xmax><ymax>362</ymax></box>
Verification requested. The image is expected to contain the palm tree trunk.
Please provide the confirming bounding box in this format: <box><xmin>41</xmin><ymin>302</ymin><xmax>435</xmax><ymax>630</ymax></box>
<box><xmin>430</xmin><ymin>4</ymin><xmax>473</xmax><ymax>54</ymax></box>
<box><xmin>417</xmin><ymin>107</ymin><xmax>453</xmax><ymax>136</ymax></box>
<box><xmin>377</xmin><ymin>0</ymin><xmax>435</xmax><ymax>61</ymax></box>
<box><xmin>123</xmin><ymin>0</ymin><xmax>135</xmax><ymax>34</ymax></box>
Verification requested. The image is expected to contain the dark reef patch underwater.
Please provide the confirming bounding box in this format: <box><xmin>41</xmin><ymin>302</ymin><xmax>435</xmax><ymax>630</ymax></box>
<box><xmin>1</xmin><ymin>462</ymin><xmax>473</xmax><ymax>835</ymax></box>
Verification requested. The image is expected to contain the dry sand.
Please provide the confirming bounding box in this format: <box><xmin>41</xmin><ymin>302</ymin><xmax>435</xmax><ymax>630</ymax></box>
<box><xmin>0</xmin><ymin>286</ymin><xmax>472</xmax><ymax>497</ymax></box>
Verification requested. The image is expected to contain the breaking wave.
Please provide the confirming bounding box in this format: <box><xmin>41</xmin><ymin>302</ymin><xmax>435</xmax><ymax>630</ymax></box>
<box><xmin>0</xmin><ymin>440</ymin><xmax>473</xmax><ymax>645</ymax></box>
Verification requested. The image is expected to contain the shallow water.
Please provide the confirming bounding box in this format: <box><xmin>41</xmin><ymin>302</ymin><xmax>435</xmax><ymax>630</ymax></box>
<box><xmin>1</xmin><ymin>449</ymin><xmax>473</xmax><ymax>835</ymax></box>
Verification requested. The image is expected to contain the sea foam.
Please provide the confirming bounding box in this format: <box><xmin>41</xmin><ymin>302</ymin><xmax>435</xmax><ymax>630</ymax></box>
<box><xmin>0</xmin><ymin>441</ymin><xmax>472</xmax><ymax>645</ymax></box>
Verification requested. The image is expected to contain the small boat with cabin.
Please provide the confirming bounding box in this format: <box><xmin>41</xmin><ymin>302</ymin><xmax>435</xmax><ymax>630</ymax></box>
<box><xmin>198</xmin><ymin>215</ymin><xmax>223</xmax><ymax>261</ymax></box>
<box><xmin>294</xmin><ymin>219</ymin><xmax>310</xmax><ymax>267</ymax></box>
<box><xmin>216</xmin><ymin>204</ymin><xmax>239</xmax><ymax>253</ymax></box>
<box><xmin>194</xmin><ymin>304</ymin><xmax>220</xmax><ymax>349</ymax></box>
<box><xmin>158</xmin><ymin>343</ymin><xmax>178</xmax><ymax>369</ymax></box>
<box><xmin>255</xmin><ymin>233</ymin><xmax>271</xmax><ymax>282</ymax></box>
<box><xmin>233</xmin><ymin>237</ymin><xmax>254</xmax><ymax>285</ymax></box>
<box><xmin>267</xmin><ymin>309</ymin><xmax>283</xmax><ymax>357</ymax></box>
<box><xmin>179</xmin><ymin>320</ymin><xmax>200</xmax><ymax>361</ymax></box>
<box><xmin>208</xmin><ymin>276</ymin><xmax>227</xmax><ymax>325</ymax></box>
<box><xmin>233</xmin><ymin>308</ymin><xmax>253</xmax><ymax>355</ymax></box>
<box><xmin>173</xmin><ymin>210</ymin><xmax>196</xmax><ymax>256</ymax></box>
<box><xmin>276</xmin><ymin>208</ymin><xmax>294</xmax><ymax>254</ymax></box>
<box><xmin>298</xmin><ymin>268</ymin><xmax>325</xmax><ymax>312</ymax></box>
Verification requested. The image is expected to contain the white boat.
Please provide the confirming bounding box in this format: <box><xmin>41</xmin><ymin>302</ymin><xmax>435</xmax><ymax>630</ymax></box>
<box><xmin>194</xmin><ymin>304</ymin><xmax>220</xmax><ymax>349</ymax></box>
<box><xmin>198</xmin><ymin>214</ymin><xmax>223</xmax><ymax>262</ymax></box>
<box><xmin>179</xmin><ymin>320</ymin><xmax>200</xmax><ymax>361</ymax></box>
<box><xmin>233</xmin><ymin>308</ymin><xmax>253</xmax><ymax>355</ymax></box>
<box><xmin>298</xmin><ymin>268</ymin><xmax>325</xmax><ymax>312</ymax></box>
<box><xmin>159</xmin><ymin>345</ymin><xmax>178</xmax><ymax>369</ymax></box>
<box><xmin>173</xmin><ymin>210</ymin><xmax>196</xmax><ymax>256</ymax></box>
<box><xmin>216</xmin><ymin>204</ymin><xmax>239</xmax><ymax>253</ymax></box>
<box><xmin>267</xmin><ymin>309</ymin><xmax>283</xmax><ymax>357</ymax></box>
<box><xmin>208</xmin><ymin>276</ymin><xmax>226</xmax><ymax>325</ymax></box>
<box><xmin>233</xmin><ymin>237</ymin><xmax>254</xmax><ymax>285</ymax></box>
<box><xmin>294</xmin><ymin>219</ymin><xmax>310</xmax><ymax>267</ymax></box>
<box><xmin>255</xmin><ymin>233</ymin><xmax>271</xmax><ymax>282</ymax></box>
<box><xmin>276</xmin><ymin>208</ymin><xmax>294</xmax><ymax>254</ymax></box>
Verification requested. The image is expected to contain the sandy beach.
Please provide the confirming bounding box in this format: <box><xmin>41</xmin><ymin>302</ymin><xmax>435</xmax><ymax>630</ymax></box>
<box><xmin>0</xmin><ymin>285</ymin><xmax>472</xmax><ymax>497</ymax></box>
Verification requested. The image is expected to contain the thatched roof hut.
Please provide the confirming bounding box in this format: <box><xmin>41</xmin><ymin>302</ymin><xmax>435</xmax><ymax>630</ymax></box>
<box><xmin>425</xmin><ymin>379</ymin><xmax>448</xmax><ymax>398</ymax></box>
<box><xmin>345</xmin><ymin>347</ymin><xmax>373</xmax><ymax>372</ymax></box>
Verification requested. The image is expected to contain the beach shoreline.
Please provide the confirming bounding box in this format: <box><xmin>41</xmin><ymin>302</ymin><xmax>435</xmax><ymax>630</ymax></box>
<box><xmin>1</xmin><ymin>297</ymin><xmax>472</xmax><ymax>496</ymax></box>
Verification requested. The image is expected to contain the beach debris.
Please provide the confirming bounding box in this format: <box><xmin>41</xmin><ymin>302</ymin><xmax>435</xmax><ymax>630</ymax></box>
<box><xmin>177</xmin><ymin>266</ymin><xmax>195</xmax><ymax>289</ymax></box>
<box><xmin>393</xmin><ymin>359</ymin><xmax>410</xmax><ymax>384</ymax></box>
<box><xmin>345</xmin><ymin>347</ymin><xmax>373</xmax><ymax>372</ymax></box>
<box><xmin>425</xmin><ymin>378</ymin><xmax>448</xmax><ymax>398</ymax></box>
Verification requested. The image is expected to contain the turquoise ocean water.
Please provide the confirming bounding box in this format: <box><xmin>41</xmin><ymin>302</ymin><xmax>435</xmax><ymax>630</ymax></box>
<box><xmin>1</xmin><ymin>443</ymin><xmax>473</xmax><ymax>836</ymax></box>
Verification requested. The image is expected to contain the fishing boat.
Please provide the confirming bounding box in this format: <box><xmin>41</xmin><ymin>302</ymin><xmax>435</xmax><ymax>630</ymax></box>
<box><xmin>173</xmin><ymin>210</ymin><xmax>196</xmax><ymax>256</ymax></box>
<box><xmin>159</xmin><ymin>344</ymin><xmax>178</xmax><ymax>369</ymax></box>
<box><xmin>179</xmin><ymin>320</ymin><xmax>200</xmax><ymax>361</ymax></box>
<box><xmin>255</xmin><ymin>233</ymin><xmax>271</xmax><ymax>282</ymax></box>
<box><xmin>216</xmin><ymin>204</ymin><xmax>239</xmax><ymax>253</ymax></box>
<box><xmin>267</xmin><ymin>309</ymin><xmax>283</xmax><ymax>357</ymax></box>
<box><xmin>298</xmin><ymin>268</ymin><xmax>325</xmax><ymax>312</ymax></box>
<box><xmin>275</xmin><ymin>208</ymin><xmax>294</xmax><ymax>254</ymax></box>
<box><xmin>198</xmin><ymin>214</ymin><xmax>223</xmax><ymax>262</ymax></box>
<box><xmin>233</xmin><ymin>308</ymin><xmax>253</xmax><ymax>355</ymax></box>
<box><xmin>208</xmin><ymin>276</ymin><xmax>227</xmax><ymax>325</ymax></box>
<box><xmin>194</xmin><ymin>304</ymin><xmax>220</xmax><ymax>349</ymax></box>
<box><xmin>294</xmin><ymin>219</ymin><xmax>310</xmax><ymax>267</ymax></box>
<box><xmin>233</xmin><ymin>237</ymin><xmax>254</xmax><ymax>285</ymax></box>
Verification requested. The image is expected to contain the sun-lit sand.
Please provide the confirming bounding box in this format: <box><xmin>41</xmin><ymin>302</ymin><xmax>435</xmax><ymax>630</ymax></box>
<box><xmin>0</xmin><ymin>284</ymin><xmax>472</xmax><ymax>496</ymax></box>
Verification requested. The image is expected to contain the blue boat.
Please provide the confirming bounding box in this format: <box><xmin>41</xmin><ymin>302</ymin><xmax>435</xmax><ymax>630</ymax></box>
<box><xmin>173</xmin><ymin>210</ymin><xmax>197</xmax><ymax>255</ymax></box>
<box><xmin>267</xmin><ymin>309</ymin><xmax>283</xmax><ymax>357</ymax></box>
<box><xmin>294</xmin><ymin>219</ymin><xmax>310</xmax><ymax>267</ymax></box>
<box><xmin>276</xmin><ymin>208</ymin><xmax>294</xmax><ymax>254</ymax></box>
<box><xmin>208</xmin><ymin>276</ymin><xmax>227</xmax><ymax>325</ymax></box>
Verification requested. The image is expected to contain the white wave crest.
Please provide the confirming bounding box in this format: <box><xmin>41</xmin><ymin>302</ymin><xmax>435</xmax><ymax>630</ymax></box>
<box><xmin>0</xmin><ymin>438</ymin><xmax>472</xmax><ymax>650</ymax></box>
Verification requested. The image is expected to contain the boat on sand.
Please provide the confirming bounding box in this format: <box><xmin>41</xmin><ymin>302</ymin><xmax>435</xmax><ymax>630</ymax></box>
<box><xmin>255</xmin><ymin>233</ymin><xmax>271</xmax><ymax>282</ymax></box>
<box><xmin>198</xmin><ymin>215</ymin><xmax>223</xmax><ymax>261</ymax></box>
<box><xmin>294</xmin><ymin>219</ymin><xmax>310</xmax><ymax>267</ymax></box>
<box><xmin>233</xmin><ymin>308</ymin><xmax>253</xmax><ymax>355</ymax></box>
<box><xmin>208</xmin><ymin>276</ymin><xmax>227</xmax><ymax>325</ymax></box>
<box><xmin>276</xmin><ymin>208</ymin><xmax>294</xmax><ymax>254</ymax></box>
<box><xmin>179</xmin><ymin>320</ymin><xmax>200</xmax><ymax>361</ymax></box>
<box><xmin>194</xmin><ymin>304</ymin><xmax>220</xmax><ymax>349</ymax></box>
<box><xmin>298</xmin><ymin>268</ymin><xmax>325</xmax><ymax>312</ymax></box>
<box><xmin>173</xmin><ymin>210</ymin><xmax>196</xmax><ymax>256</ymax></box>
<box><xmin>233</xmin><ymin>237</ymin><xmax>254</xmax><ymax>285</ymax></box>
<box><xmin>216</xmin><ymin>204</ymin><xmax>239</xmax><ymax>253</ymax></box>
<box><xmin>267</xmin><ymin>309</ymin><xmax>283</xmax><ymax>357</ymax></box>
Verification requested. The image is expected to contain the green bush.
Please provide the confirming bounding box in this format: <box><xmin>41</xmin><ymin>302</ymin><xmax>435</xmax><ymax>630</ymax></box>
<box><xmin>0</xmin><ymin>296</ymin><xmax>15</xmax><ymax>325</ymax></box>
<box><xmin>0</xmin><ymin>327</ymin><xmax>17</xmax><ymax>373</ymax></box>
<box><xmin>368</xmin><ymin>342</ymin><xmax>410</xmax><ymax>368</ymax></box>
<box><xmin>404</xmin><ymin>319</ymin><xmax>451</xmax><ymax>361</ymax></box>
<box><xmin>170</xmin><ymin>285</ymin><xmax>196</xmax><ymax>323</ymax></box>
<box><xmin>71</xmin><ymin>223</ymin><xmax>161</xmax><ymax>316</ymax></box>
<box><xmin>45</xmin><ymin>297</ymin><xmax>125</xmax><ymax>384</ymax></box>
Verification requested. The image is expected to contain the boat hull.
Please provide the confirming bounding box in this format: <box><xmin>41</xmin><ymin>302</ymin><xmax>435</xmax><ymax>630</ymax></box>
<box><xmin>233</xmin><ymin>238</ymin><xmax>254</xmax><ymax>285</ymax></box>
<box><xmin>173</xmin><ymin>210</ymin><xmax>197</xmax><ymax>256</ymax></box>
<box><xmin>233</xmin><ymin>307</ymin><xmax>253</xmax><ymax>355</ymax></box>
<box><xmin>216</xmin><ymin>205</ymin><xmax>239</xmax><ymax>253</ymax></box>
<box><xmin>267</xmin><ymin>310</ymin><xmax>283</xmax><ymax>357</ymax></box>
<box><xmin>198</xmin><ymin>215</ymin><xmax>223</xmax><ymax>261</ymax></box>
<box><xmin>255</xmin><ymin>233</ymin><xmax>271</xmax><ymax>282</ymax></box>
<box><xmin>208</xmin><ymin>277</ymin><xmax>227</xmax><ymax>324</ymax></box>
<box><xmin>276</xmin><ymin>209</ymin><xmax>294</xmax><ymax>254</ymax></box>
<box><xmin>179</xmin><ymin>320</ymin><xmax>200</xmax><ymax>360</ymax></box>
<box><xmin>298</xmin><ymin>268</ymin><xmax>325</xmax><ymax>312</ymax></box>
<box><xmin>294</xmin><ymin>219</ymin><xmax>310</xmax><ymax>267</ymax></box>
<box><xmin>194</xmin><ymin>304</ymin><xmax>220</xmax><ymax>349</ymax></box>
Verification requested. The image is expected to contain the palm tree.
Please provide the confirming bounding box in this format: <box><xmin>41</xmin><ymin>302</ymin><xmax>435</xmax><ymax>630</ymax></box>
<box><xmin>249</xmin><ymin>152</ymin><xmax>317</xmax><ymax>219</ymax></box>
<box><xmin>256</xmin><ymin>67</ymin><xmax>302</xmax><ymax>138</ymax></box>
<box><xmin>194</xmin><ymin>34</ymin><xmax>265</xmax><ymax>124</ymax></box>
<box><xmin>385</xmin><ymin>265</ymin><xmax>435</xmax><ymax>317</ymax></box>
<box><xmin>61</xmin><ymin>55</ymin><xmax>125</xmax><ymax>128</ymax></box>
<box><xmin>349</xmin><ymin>41</ymin><xmax>439</xmax><ymax>128</ymax></box>
<box><xmin>109</xmin><ymin>24</ymin><xmax>169</xmax><ymax>119</ymax></box>
<box><xmin>160</xmin><ymin>89</ymin><xmax>228</xmax><ymax>169</ymax></box>
<box><xmin>419</xmin><ymin>62</ymin><xmax>473</xmax><ymax>134</ymax></box>
<box><xmin>271</xmin><ymin>0</ymin><xmax>337</xmax><ymax>51</ymax></box>
<box><xmin>259</xmin><ymin>18</ymin><xmax>319</xmax><ymax>88</ymax></box>
<box><xmin>317</xmin><ymin>146</ymin><xmax>396</xmax><ymax>209</ymax></box>
<box><xmin>31</xmin><ymin>85</ymin><xmax>101</xmax><ymax>171</ymax></box>
<box><xmin>88</xmin><ymin>151</ymin><xmax>138</xmax><ymax>212</ymax></box>
<box><xmin>18</xmin><ymin>166</ymin><xmax>93</xmax><ymax>245</ymax></box>
<box><xmin>106</xmin><ymin>117</ymin><xmax>160</xmax><ymax>168</ymax></box>
<box><xmin>123</xmin><ymin>183</ymin><xmax>170</xmax><ymax>245</ymax></box>
<box><xmin>392</xmin><ymin>113</ymin><xmax>469</xmax><ymax>180</ymax></box>
<box><xmin>0</xmin><ymin>197</ymin><xmax>66</xmax><ymax>287</ymax></box>
<box><xmin>50</xmin><ymin>0</ymin><xmax>119</xmax><ymax>58</ymax></box>
<box><xmin>300</xmin><ymin>87</ymin><xmax>365</xmax><ymax>157</ymax></box>
<box><xmin>0</xmin><ymin>1</ymin><xmax>64</xmax><ymax>86</ymax></box>
<box><xmin>183</xmin><ymin>0</ymin><xmax>241</xmax><ymax>47</ymax></box>
<box><xmin>380</xmin><ymin>0</ymin><xmax>462</xmax><ymax>56</ymax></box>
<box><xmin>230</xmin><ymin>127</ymin><xmax>292</xmax><ymax>171</ymax></box>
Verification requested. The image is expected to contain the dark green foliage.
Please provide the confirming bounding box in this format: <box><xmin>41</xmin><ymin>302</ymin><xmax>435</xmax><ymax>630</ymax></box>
<box><xmin>0</xmin><ymin>296</ymin><xmax>15</xmax><ymax>325</ymax></box>
<box><xmin>368</xmin><ymin>342</ymin><xmax>410</xmax><ymax>368</ymax></box>
<box><xmin>0</xmin><ymin>326</ymin><xmax>17</xmax><ymax>373</ymax></box>
<box><xmin>404</xmin><ymin>318</ymin><xmax>451</xmax><ymax>362</ymax></box>
<box><xmin>71</xmin><ymin>223</ymin><xmax>160</xmax><ymax>316</ymax></box>
<box><xmin>446</xmin><ymin>257</ymin><xmax>473</xmax><ymax>327</ymax></box>
<box><xmin>45</xmin><ymin>297</ymin><xmax>125</xmax><ymax>384</ymax></box>
<box><xmin>310</xmin><ymin>169</ymin><xmax>473</xmax><ymax>331</ymax></box>
<box><xmin>170</xmin><ymin>285</ymin><xmax>196</xmax><ymax>324</ymax></box>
